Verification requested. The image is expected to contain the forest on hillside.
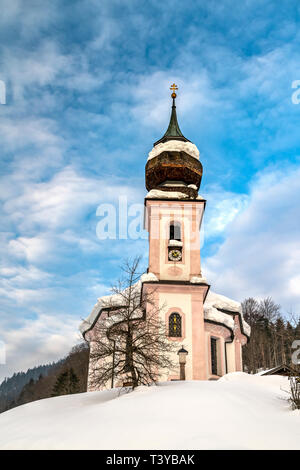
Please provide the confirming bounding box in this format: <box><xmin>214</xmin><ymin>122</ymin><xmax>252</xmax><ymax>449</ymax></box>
<box><xmin>242</xmin><ymin>297</ymin><xmax>300</xmax><ymax>373</ymax></box>
<box><xmin>0</xmin><ymin>296</ymin><xmax>299</xmax><ymax>414</ymax></box>
<box><xmin>0</xmin><ymin>343</ymin><xmax>89</xmax><ymax>413</ymax></box>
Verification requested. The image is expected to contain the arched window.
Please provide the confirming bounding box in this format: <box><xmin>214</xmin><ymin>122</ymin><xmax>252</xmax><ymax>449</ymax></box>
<box><xmin>169</xmin><ymin>312</ymin><xmax>182</xmax><ymax>337</ymax></box>
<box><xmin>169</xmin><ymin>222</ymin><xmax>181</xmax><ymax>241</ymax></box>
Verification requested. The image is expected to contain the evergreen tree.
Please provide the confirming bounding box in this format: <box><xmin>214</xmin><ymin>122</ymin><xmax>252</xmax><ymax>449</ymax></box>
<box><xmin>69</xmin><ymin>368</ymin><xmax>80</xmax><ymax>394</ymax></box>
<box><xmin>51</xmin><ymin>371</ymin><xmax>69</xmax><ymax>397</ymax></box>
<box><xmin>0</xmin><ymin>343</ymin><xmax>89</xmax><ymax>413</ymax></box>
<box><xmin>51</xmin><ymin>368</ymin><xmax>80</xmax><ymax>396</ymax></box>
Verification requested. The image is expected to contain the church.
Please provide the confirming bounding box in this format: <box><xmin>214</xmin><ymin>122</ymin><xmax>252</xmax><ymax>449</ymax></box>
<box><xmin>80</xmin><ymin>84</ymin><xmax>250</xmax><ymax>387</ymax></box>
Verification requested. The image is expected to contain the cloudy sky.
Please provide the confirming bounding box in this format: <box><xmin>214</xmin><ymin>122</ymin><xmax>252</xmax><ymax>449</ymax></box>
<box><xmin>0</xmin><ymin>0</ymin><xmax>300</xmax><ymax>382</ymax></box>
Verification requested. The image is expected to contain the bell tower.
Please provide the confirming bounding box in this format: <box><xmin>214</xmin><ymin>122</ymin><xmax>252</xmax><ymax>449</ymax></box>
<box><xmin>145</xmin><ymin>84</ymin><xmax>207</xmax><ymax>284</ymax></box>
<box><xmin>80</xmin><ymin>84</ymin><xmax>250</xmax><ymax>388</ymax></box>
<box><xmin>143</xmin><ymin>85</ymin><xmax>210</xmax><ymax>381</ymax></box>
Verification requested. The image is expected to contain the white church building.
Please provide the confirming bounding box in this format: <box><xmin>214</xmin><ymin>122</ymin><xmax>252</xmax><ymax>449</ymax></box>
<box><xmin>80</xmin><ymin>85</ymin><xmax>250</xmax><ymax>388</ymax></box>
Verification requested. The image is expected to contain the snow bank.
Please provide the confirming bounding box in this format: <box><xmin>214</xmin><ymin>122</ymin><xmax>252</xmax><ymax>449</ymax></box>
<box><xmin>0</xmin><ymin>374</ymin><xmax>298</xmax><ymax>450</ymax></box>
<box><xmin>148</xmin><ymin>140</ymin><xmax>200</xmax><ymax>161</ymax></box>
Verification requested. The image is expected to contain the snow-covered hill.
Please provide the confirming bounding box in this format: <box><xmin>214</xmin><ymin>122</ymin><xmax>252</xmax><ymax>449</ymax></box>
<box><xmin>0</xmin><ymin>373</ymin><xmax>299</xmax><ymax>450</ymax></box>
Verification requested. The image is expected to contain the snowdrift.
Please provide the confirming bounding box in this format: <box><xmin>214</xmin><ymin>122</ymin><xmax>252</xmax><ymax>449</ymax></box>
<box><xmin>0</xmin><ymin>373</ymin><xmax>299</xmax><ymax>450</ymax></box>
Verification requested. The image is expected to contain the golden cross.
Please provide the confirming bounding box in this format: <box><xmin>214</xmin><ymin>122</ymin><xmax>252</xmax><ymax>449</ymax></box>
<box><xmin>170</xmin><ymin>83</ymin><xmax>178</xmax><ymax>93</ymax></box>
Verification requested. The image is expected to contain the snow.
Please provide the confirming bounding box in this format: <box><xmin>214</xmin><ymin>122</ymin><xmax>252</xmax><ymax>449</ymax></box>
<box><xmin>80</xmin><ymin>284</ymin><xmax>250</xmax><ymax>339</ymax></box>
<box><xmin>168</xmin><ymin>239</ymin><xmax>183</xmax><ymax>247</ymax></box>
<box><xmin>205</xmin><ymin>290</ymin><xmax>251</xmax><ymax>337</ymax></box>
<box><xmin>190</xmin><ymin>275</ymin><xmax>207</xmax><ymax>283</ymax></box>
<box><xmin>148</xmin><ymin>139</ymin><xmax>200</xmax><ymax>161</ymax></box>
<box><xmin>140</xmin><ymin>272</ymin><xmax>158</xmax><ymax>282</ymax></box>
<box><xmin>205</xmin><ymin>290</ymin><xmax>242</xmax><ymax>313</ymax></box>
<box><xmin>256</xmin><ymin>368</ymin><xmax>273</xmax><ymax>376</ymax></box>
<box><xmin>145</xmin><ymin>189</ymin><xmax>205</xmax><ymax>200</ymax></box>
<box><xmin>204</xmin><ymin>306</ymin><xmax>235</xmax><ymax>330</ymax></box>
<box><xmin>0</xmin><ymin>374</ymin><xmax>298</xmax><ymax>450</ymax></box>
<box><xmin>79</xmin><ymin>281</ymin><xmax>142</xmax><ymax>336</ymax></box>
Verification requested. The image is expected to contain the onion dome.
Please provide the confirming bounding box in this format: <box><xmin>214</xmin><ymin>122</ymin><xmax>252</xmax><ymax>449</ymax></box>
<box><xmin>145</xmin><ymin>84</ymin><xmax>203</xmax><ymax>197</ymax></box>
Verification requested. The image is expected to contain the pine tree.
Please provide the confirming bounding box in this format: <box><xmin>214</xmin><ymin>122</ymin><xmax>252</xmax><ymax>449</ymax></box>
<box><xmin>51</xmin><ymin>368</ymin><xmax>80</xmax><ymax>397</ymax></box>
<box><xmin>51</xmin><ymin>371</ymin><xmax>69</xmax><ymax>396</ymax></box>
<box><xmin>69</xmin><ymin>368</ymin><xmax>80</xmax><ymax>394</ymax></box>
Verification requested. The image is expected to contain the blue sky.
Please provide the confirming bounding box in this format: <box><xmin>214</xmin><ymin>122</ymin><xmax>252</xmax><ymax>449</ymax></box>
<box><xmin>1</xmin><ymin>0</ymin><xmax>300</xmax><ymax>382</ymax></box>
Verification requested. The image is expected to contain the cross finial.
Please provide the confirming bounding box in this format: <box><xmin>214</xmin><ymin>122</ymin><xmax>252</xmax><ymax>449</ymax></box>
<box><xmin>170</xmin><ymin>83</ymin><xmax>178</xmax><ymax>98</ymax></box>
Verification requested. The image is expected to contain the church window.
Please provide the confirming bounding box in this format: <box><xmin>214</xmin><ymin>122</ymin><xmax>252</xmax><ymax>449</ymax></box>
<box><xmin>211</xmin><ymin>337</ymin><xmax>218</xmax><ymax>375</ymax></box>
<box><xmin>169</xmin><ymin>222</ymin><xmax>181</xmax><ymax>241</ymax></box>
<box><xmin>169</xmin><ymin>312</ymin><xmax>182</xmax><ymax>337</ymax></box>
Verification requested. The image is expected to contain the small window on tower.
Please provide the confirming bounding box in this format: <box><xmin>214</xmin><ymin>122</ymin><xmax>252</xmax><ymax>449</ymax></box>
<box><xmin>169</xmin><ymin>222</ymin><xmax>181</xmax><ymax>241</ymax></box>
<box><xmin>169</xmin><ymin>312</ymin><xmax>182</xmax><ymax>337</ymax></box>
<box><xmin>211</xmin><ymin>337</ymin><xmax>218</xmax><ymax>375</ymax></box>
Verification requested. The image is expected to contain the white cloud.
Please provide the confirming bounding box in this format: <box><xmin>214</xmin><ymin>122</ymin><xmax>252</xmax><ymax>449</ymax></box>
<box><xmin>2</xmin><ymin>38</ymin><xmax>104</xmax><ymax>105</ymax></box>
<box><xmin>203</xmin><ymin>164</ymin><xmax>300</xmax><ymax>313</ymax></box>
<box><xmin>0</xmin><ymin>0</ymin><xmax>58</xmax><ymax>35</ymax></box>
<box><xmin>0</xmin><ymin>265</ymin><xmax>51</xmax><ymax>284</ymax></box>
<box><xmin>7</xmin><ymin>237</ymin><xmax>53</xmax><ymax>263</ymax></box>
<box><xmin>0</xmin><ymin>313</ymin><xmax>80</xmax><ymax>384</ymax></box>
<box><xmin>202</xmin><ymin>187</ymin><xmax>248</xmax><ymax>239</ymax></box>
<box><xmin>0</xmin><ymin>116</ymin><xmax>65</xmax><ymax>182</ymax></box>
<box><xmin>0</xmin><ymin>117</ymin><xmax>63</xmax><ymax>151</ymax></box>
<box><xmin>0</xmin><ymin>263</ymin><xmax>57</xmax><ymax>306</ymax></box>
<box><xmin>0</xmin><ymin>286</ymin><xmax>51</xmax><ymax>304</ymax></box>
<box><xmin>2</xmin><ymin>165</ymin><xmax>143</xmax><ymax>233</ymax></box>
<box><xmin>130</xmin><ymin>70</ymin><xmax>217</xmax><ymax>130</ymax></box>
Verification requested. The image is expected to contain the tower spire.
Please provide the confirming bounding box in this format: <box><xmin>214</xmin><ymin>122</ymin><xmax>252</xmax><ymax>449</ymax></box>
<box><xmin>154</xmin><ymin>83</ymin><xmax>189</xmax><ymax>146</ymax></box>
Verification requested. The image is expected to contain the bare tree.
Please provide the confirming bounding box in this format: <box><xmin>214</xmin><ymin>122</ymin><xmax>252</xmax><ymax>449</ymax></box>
<box><xmin>88</xmin><ymin>257</ymin><xmax>176</xmax><ymax>389</ymax></box>
<box><xmin>259</xmin><ymin>297</ymin><xmax>281</xmax><ymax>366</ymax></box>
<box><xmin>242</xmin><ymin>296</ymin><xmax>300</xmax><ymax>373</ymax></box>
<box><xmin>288</xmin><ymin>375</ymin><xmax>300</xmax><ymax>410</ymax></box>
<box><xmin>242</xmin><ymin>298</ymin><xmax>261</xmax><ymax>373</ymax></box>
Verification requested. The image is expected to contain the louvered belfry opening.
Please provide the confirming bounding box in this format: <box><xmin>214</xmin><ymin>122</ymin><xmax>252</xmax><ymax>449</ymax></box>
<box><xmin>169</xmin><ymin>222</ymin><xmax>181</xmax><ymax>241</ymax></box>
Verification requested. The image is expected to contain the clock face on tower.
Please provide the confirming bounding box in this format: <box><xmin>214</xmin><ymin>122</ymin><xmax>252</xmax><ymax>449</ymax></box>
<box><xmin>168</xmin><ymin>249</ymin><xmax>182</xmax><ymax>262</ymax></box>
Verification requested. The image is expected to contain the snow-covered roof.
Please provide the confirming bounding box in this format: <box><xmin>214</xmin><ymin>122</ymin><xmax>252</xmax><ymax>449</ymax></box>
<box><xmin>80</xmin><ymin>277</ymin><xmax>250</xmax><ymax>339</ymax></box>
<box><xmin>148</xmin><ymin>139</ymin><xmax>200</xmax><ymax>161</ymax></box>
<box><xmin>190</xmin><ymin>275</ymin><xmax>207</xmax><ymax>284</ymax></box>
<box><xmin>204</xmin><ymin>290</ymin><xmax>251</xmax><ymax>337</ymax></box>
<box><xmin>79</xmin><ymin>281</ymin><xmax>142</xmax><ymax>336</ymax></box>
<box><xmin>145</xmin><ymin>189</ymin><xmax>205</xmax><ymax>200</ymax></box>
<box><xmin>205</xmin><ymin>290</ymin><xmax>242</xmax><ymax>313</ymax></box>
<box><xmin>256</xmin><ymin>364</ymin><xmax>298</xmax><ymax>376</ymax></box>
<box><xmin>140</xmin><ymin>272</ymin><xmax>158</xmax><ymax>283</ymax></box>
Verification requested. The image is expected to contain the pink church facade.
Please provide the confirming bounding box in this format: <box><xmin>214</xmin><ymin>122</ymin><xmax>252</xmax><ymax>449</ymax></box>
<box><xmin>80</xmin><ymin>87</ymin><xmax>250</xmax><ymax>388</ymax></box>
